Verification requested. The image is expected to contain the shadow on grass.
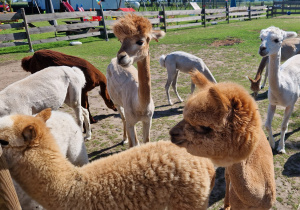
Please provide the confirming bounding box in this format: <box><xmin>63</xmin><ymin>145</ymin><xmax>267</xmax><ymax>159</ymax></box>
<box><xmin>153</xmin><ymin>104</ymin><xmax>184</xmax><ymax>119</ymax></box>
<box><xmin>272</xmin><ymin>127</ymin><xmax>300</xmax><ymax>142</ymax></box>
<box><xmin>254</xmin><ymin>89</ymin><xmax>268</xmax><ymax>101</ymax></box>
<box><xmin>282</xmin><ymin>152</ymin><xmax>300</xmax><ymax>177</ymax></box>
<box><xmin>209</xmin><ymin>167</ymin><xmax>226</xmax><ymax>207</ymax></box>
<box><xmin>88</xmin><ymin>140</ymin><xmax>125</xmax><ymax>161</ymax></box>
<box><xmin>93</xmin><ymin>113</ymin><xmax>119</xmax><ymax>122</ymax></box>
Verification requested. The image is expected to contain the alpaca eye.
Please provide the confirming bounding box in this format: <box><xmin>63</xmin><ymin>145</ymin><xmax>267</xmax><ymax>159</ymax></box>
<box><xmin>136</xmin><ymin>40</ymin><xmax>144</xmax><ymax>46</ymax></box>
<box><xmin>194</xmin><ymin>126</ymin><xmax>212</xmax><ymax>134</ymax></box>
<box><xmin>274</xmin><ymin>39</ymin><xmax>279</xmax><ymax>43</ymax></box>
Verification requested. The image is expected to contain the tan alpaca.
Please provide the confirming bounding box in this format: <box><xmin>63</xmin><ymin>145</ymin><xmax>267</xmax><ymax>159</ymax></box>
<box><xmin>248</xmin><ymin>37</ymin><xmax>300</xmax><ymax>98</ymax></box>
<box><xmin>106</xmin><ymin>14</ymin><xmax>165</xmax><ymax>147</ymax></box>
<box><xmin>170</xmin><ymin>71</ymin><xmax>276</xmax><ymax>209</ymax></box>
<box><xmin>0</xmin><ymin>109</ymin><xmax>216</xmax><ymax>210</ymax></box>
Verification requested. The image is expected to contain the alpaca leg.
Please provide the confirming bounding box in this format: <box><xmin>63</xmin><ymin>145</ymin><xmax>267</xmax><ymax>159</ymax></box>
<box><xmin>142</xmin><ymin>118</ymin><xmax>152</xmax><ymax>144</ymax></box>
<box><xmin>224</xmin><ymin>168</ymin><xmax>231</xmax><ymax>210</ymax></box>
<box><xmin>278</xmin><ymin>105</ymin><xmax>294</xmax><ymax>154</ymax></box>
<box><xmin>261</xmin><ymin>64</ymin><xmax>268</xmax><ymax>89</ymax></box>
<box><xmin>126</xmin><ymin>125</ymin><xmax>139</xmax><ymax>147</ymax></box>
<box><xmin>116</xmin><ymin>106</ymin><xmax>128</xmax><ymax>144</ymax></box>
<box><xmin>171</xmin><ymin>70</ymin><xmax>183</xmax><ymax>103</ymax></box>
<box><xmin>82</xmin><ymin>90</ymin><xmax>97</xmax><ymax>124</ymax></box>
<box><xmin>82</xmin><ymin>107</ymin><xmax>92</xmax><ymax>140</ymax></box>
<box><xmin>165</xmin><ymin>66</ymin><xmax>178</xmax><ymax>105</ymax></box>
<box><xmin>265</xmin><ymin>104</ymin><xmax>276</xmax><ymax>149</ymax></box>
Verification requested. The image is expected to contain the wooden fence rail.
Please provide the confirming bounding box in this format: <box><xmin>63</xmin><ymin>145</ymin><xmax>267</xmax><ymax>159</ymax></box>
<box><xmin>270</xmin><ymin>1</ymin><xmax>300</xmax><ymax>16</ymax></box>
<box><xmin>0</xmin><ymin>4</ymin><xmax>268</xmax><ymax>52</ymax></box>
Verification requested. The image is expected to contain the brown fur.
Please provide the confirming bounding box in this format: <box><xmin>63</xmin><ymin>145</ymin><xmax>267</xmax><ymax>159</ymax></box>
<box><xmin>1</xmin><ymin>109</ymin><xmax>215</xmax><ymax>210</ymax></box>
<box><xmin>21</xmin><ymin>50</ymin><xmax>117</xmax><ymax>123</ymax></box>
<box><xmin>170</xmin><ymin>71</ymin><xmax>276</xmax><ymax>209</ymax></box>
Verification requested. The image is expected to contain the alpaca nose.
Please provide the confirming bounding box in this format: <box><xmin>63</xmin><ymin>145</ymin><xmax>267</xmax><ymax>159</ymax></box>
<box><xmin>117</xmin><ymin>52</ymin><xmax>127</xmax><ymax>63</ymax></box>
<box><xmin>260</xmin><ymin>46</ymin><xmax>266</xmax><ymax>52</ymax></box>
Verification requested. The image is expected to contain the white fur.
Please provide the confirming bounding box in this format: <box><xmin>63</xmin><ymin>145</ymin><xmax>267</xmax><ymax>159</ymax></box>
<box><xmin>14</xmin><ymin>110</ymin><xmax>89</xmax><ymax>210</ymax></box>
<box><xmin>159</xmin><ymin>51</ymin><xmax>217</xmax><ymax>105</ymax></box>
<box><xmin>259</xmin><ymin>26</ymin><xmax>299</xmax><ymax>153</ymax></box>
<box><xmin>0</xmin><ymin>66</ymin><xmax>91</xmax><ymax>140</ymax></box>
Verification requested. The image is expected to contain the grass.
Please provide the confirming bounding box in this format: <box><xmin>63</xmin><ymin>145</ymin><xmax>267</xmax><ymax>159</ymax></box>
<box><xmin>1</xmin><ymin>15</ymin><xmax>300</xmax><ymax>209</ymax></box>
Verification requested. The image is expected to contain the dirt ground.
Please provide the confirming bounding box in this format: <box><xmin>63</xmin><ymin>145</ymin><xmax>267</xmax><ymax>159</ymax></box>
<box><xmin>1</xmin><ymin>54</ymin><xmax>299</xmax><ymax>209</ymax></box>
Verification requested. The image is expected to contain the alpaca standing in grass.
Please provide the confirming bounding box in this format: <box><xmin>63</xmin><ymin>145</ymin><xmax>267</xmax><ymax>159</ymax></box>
<box><xmin>170</xmin><ymin>71</ymin><xmax>275</xmax><ymax>209</ymax></box>
<box><xmin>14</xmin><ymin>110</ymin><xmax>89</xmax><ymax>210</ymax></box>
<box><xmin>0</xmin><ymin>109</ymin><xmax>216</xmax><ymax>210</ymax></box>
<box><xmin>22</xmin><ymin>49</ymin><xmax>117</xmax><ymax>124</ymax></box>
<box><xmin>259</xmin><ymin>26</ymin><xmax>300</xmax><ymax>154</ymax></box>
<box><xmin>0</xmin><ymin>66</ymin><xmax>91</xmax><ymax>140</ymax></box>
<box><xmin>106</xmin><ymin>14</ymin><xmax>165</xmax><ymax>147</ymax></box>
<box><xmin>248</xmin><ymin>38</ymin><xmax>300</xmax><ymax>98</ymax></box>
<box><xmin>159</xmin><ymin>51</ymin><xmax>217</xmax><ymax>105</ymax></box>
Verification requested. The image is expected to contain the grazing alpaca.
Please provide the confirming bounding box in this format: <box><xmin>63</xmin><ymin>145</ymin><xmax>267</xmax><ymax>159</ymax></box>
<box><xmin>170</xmin><ymin>71</ymin><xmax>276</xmax><ymax>209</ymax></box>
<box><xmin>248</xmin><ymin>38</ymin><xmax>300</xmax><ymax>98</ymax></box>
<box><xmin>0</xmin><ymin>109</ymin><xmax>216</xmax><ymax>210</ymax></box>
<box><xmin>106</xmin><ymin>14</ymin><xmax>165</xmax><ymax>147</ymax></box>
<box><xmin>14</xmin><ymin>110</ymin><xmax>89</xmax><ymax>210</ymax></box>
<box><xmin>22</xmin><ymin>49</ymin><xmax>117</xmax><ymax>124</ymax></box>
<box><xmin>259</xmin><ymin>26</ymin><xmax>300</xmax><ymax>154</ymax></box>
<box><xmin>0</xmin><ymin>66</ymin><xmax>91</xmax><ymax>140</ymax></box>
<box><xmin>159</xmin><ymin>51</ymin><xmax>217</xmax><ymax>105</ymax></box>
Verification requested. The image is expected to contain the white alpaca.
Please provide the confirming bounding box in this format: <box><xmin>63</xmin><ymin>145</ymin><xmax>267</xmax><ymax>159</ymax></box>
<box><xmin>259</xmin><ymin>26</ymin><xmax>300</xmax><ymax>153</ymax></box>
<box><xmin>0</xmin><ymin>109</ymin><xmax>216</xmax><ymax>210</ymax></box>
<box><xmin>106</xmin><ymin>14</ymin><xmax>165</xmax><ymax>147</ymax></box>
<box><xmin>0</xmin><ymin>66</ymin><xmax>91</xmax><ymax>140</ymax></box>
<box><xmin>159</xmin><ymin>51</ymin><xmax>217</xmax><ymax>105</ymax></box>
<box><xmin>14</xmin><ymin>110</ymin><xmax>89</xmax><ymax>210</ymax></box>
<box><xmin>248</xmin><ymin>38</ymin><xmax>300</xmax><ymax>97</ymax></box>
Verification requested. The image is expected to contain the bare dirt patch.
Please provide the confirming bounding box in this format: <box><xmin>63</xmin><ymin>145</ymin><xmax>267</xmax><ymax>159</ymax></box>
<box><xmin>211</xmin><ymin>37</ymin><xmax>243</xmax><ymax>47</ymax></box>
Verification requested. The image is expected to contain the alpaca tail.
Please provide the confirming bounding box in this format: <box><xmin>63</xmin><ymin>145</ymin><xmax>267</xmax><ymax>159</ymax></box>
<box><xmin>159</xmin><ymin>55</ymin><xmax>166</xmax><ymax>68</ymax></box>
<box><xmin>71</xmin><ymin>66</ymin><xmax>86</xmax><ymax>88</ymax></box>
<box><xmin>21</xmin><ymin>56</ymin><xmax>33</xmax><ymax>72</ymax></box>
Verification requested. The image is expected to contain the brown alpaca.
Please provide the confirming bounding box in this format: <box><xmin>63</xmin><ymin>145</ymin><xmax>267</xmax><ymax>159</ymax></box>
<box><xmin>248</xmin><ymin>37</ymin><xmax>300</xmax><ymax>98</ymax></box>
<box><xmin>170</xmin><ymin>71</ymin><xmax>276</xmax><ymax>209</ymax></box>
<box><xmin>21</xmin><ymin>50</ymin><xmax>117</xmax><ymax>124</ymax></box>
<box><xmin>0</xmin><ymin>109</ymin><xmax>216</xmax><ymax>210</ymax></box>
<box><xmin>106</xmin><ymin>14</ymin><xmax>165</xmax><ymax>147</ymax></box>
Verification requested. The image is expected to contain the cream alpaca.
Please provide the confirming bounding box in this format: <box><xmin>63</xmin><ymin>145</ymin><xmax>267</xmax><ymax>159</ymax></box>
<box><xmin>0</xmin><ymin>109</ymin><xmax>215</xmax><ymax>210</ymax></box>
<box><xmin>106</xmin><ymin>14</ymin><xmax>165</xmax><ymax>147</ymax></box>
<box><xmin>248</xmin><ymin>38</ymin><xmax>300</xmax><ymax>98</ymax></box>
<box><xmin>259</xmin><ymin>26</ymin><xmax>300</xmax><ymax>153</ymax></box>
<box><xmin>170</xmin><ymin>71</ymin><xmax>276</xmax><ymax>209</ymax></box>
<box><xmin>159</xmin><ymin>51</ymin><xmax>217</xmax><ymax>105</ymax></box>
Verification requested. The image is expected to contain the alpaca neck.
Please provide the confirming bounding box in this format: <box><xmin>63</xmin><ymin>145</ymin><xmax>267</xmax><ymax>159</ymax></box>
<box><xmin>137</xmin><ymin>54</ymin><xmax>151</xmax><ymax>108</ymax></box>
<box><xmin>254</xmin><ymin>56</ymin><xmax>269</xmax><ymax>81</ymax></box>
<box><xmin>268</xmin><ymin>50</ymin><xmax>281</xmax><ymax>92</ymax></box>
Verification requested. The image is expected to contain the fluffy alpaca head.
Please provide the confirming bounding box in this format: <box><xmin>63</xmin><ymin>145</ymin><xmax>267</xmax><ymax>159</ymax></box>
<box><xmin>113</xmin><ymin>14</ymin><xmax>165</xmax><ymax>67</ymax></box>
<box><xmin>259</xmin><ymin>26</ymin><xmax>297</xmax><ymax>57</ymax></box>
<box><xmin>247</xmin><ymin>76</ymin><xmax>261</xmax><ymax>98</ymax></box>
<box><xmin>170</xmin><ymin>71</ymin><xmax>262</xmax><ymax>167</ymax></box>
<box><xmin>0</xmin><ymin>109</ymin><xmax>55</xmax><ymax>162</ymax></box>
<box><xmin>21</xmin><ymin>55</ymin><xmax>32</xmax><ymax>72</ymax></box>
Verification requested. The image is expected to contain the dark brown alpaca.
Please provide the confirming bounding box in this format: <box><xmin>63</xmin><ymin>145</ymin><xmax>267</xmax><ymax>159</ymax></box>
<box><xmin>21</xmin><ymin>49</ymin><xmax>117</xmax><ymax>124</ymax></box>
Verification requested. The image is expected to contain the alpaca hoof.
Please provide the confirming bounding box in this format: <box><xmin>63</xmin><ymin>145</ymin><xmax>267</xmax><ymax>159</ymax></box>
<box><xmin>168</xmin><ymin>101</ymin><xmax>173</xmax><ymax>106</ymax></box>
<box><xmin>84</xmin><ymin>136</ymin><xmax>92</xmax><ymax>141</ymax></box>
<box><xmin>90</xmin><ymin>118</ymin><xmax>98</xmax><ymax>124</ymax></box>
<box><xmin>122</xmin><ymin>139</ymin><xmax>128</xmax><ymax>145</ymax></box>
<box><xmin>277</xmin><ymin>148</ymin><xmax>286</xmax><ymax>154</ymax></box>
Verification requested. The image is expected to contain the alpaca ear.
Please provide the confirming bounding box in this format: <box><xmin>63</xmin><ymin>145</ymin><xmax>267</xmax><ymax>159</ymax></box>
<box><xmin>208</xmin><ymin>87</ymin><xmax>229</xmax><ymax>113</ymax></box>
<box><xmin>151</xmin><ymin>30</ymin><xmax>165</xmax><ymax>42</ymax></box>
<box><xmin>36</xmin><ymin>108</ymin><xmax>52</xmax><ymax>122</ymax></box>
<box><xmin>22</xmin><ymin>125</ymin><xmax>36</xmax><ymax>142</ymax></box>
<box><xmin>284</xmin><ymin>31</ymin><xmax>297</xmax><ymax>39</ymax></box>
<box><xmin>190</xmin><ymin>70</ymin><xmax>212</xmax><ymax>89</ymax></box>
<box><xmin>247</xmin><ymin>76</ymin><xmax>254</xmax><ymax>82</ymax></box>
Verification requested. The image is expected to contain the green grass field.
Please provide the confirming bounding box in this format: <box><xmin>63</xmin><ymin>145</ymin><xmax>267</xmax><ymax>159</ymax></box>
<box><xmin>0</xmin><ymin>14</ymin><xmax>300</xmax><ymax>209</ymax></box>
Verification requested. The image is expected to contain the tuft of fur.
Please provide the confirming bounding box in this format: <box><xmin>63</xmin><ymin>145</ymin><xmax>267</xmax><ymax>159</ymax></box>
<box><xmin>113</xmin><ymin>14</ymin><xmax>153</xmax><ymax>40</ymax></box>
<box><xmin>1</xmin><ymin>109</ymin><xmax>215</xmax><ymax>210</ymax></box>
<box><xmin>170</xmin><ymin>71</ymin><xmax>275</xmax><ymax>209</ymax></box>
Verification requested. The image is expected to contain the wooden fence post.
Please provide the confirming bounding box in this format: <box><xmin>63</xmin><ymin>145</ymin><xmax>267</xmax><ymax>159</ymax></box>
<box><xmin>201</xmin><ymin>0</ymin><xmax>206</xmax><ymax>27</ymax></box>
<box><xmin>248</xmin><ymin>4</ymin><xmax>251</xmax><ymax>20</ymax></box>
<box><xmin>21</xmin><ymin>8</ymin><xmax>34</xmax><ymax>52</ymax></box>
<box><xmin>162</xmin><ymin>5</ymin><xmax>167</xmax><ymax>33</ymax></box>
<box><xmin>0</xmin><ymin>146</ymin><xmax>21</xmax><ymax>210</ymax></box>
<box><xmin>99</xmin><ymin>4</ymin><xmax>109</xmax><ymax>41</ymax></box>
<box><xmin>226</xmin><ymin>1</ymin><xmax>229</xmax><ymax>23</ymax></box>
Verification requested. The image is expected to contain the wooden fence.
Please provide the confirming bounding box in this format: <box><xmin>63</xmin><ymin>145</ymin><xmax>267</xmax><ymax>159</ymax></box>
<box><xmin>268</xmin><ymin>1</ymin><xmax>300</xmax><ymax>17</ymax></box>
<box><xmin>0</xmin><ymin>4</ymin><xmax>268</xmax><ymax>52</ymax></box>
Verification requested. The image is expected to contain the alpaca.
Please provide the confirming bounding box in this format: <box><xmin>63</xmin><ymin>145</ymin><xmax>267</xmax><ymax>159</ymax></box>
<box><xmin>259</xmin><ymin>26</ymin><xmax>300</xmax><ymax>154</ymax></box>
<box><xmin>21</xmin><ymin>49</ymin><xmax>117</xmax><ymax>124</ymax></box>
<box><xmin>14</xmin><ymin>110</ymin><xmax>89</xmax><ymax>210</ymax></box>
<box><xmin>0</xmin><ymin>66</ymin><xmax>91</xmax><ymax>140</ymax></box>
<box><xmin>106</xmin><ymin>14</ymin><xmax>165</xmax><ymax>147</ymax></box>
<box><xmin>248</xmin><ymin>37</ymin><xmax>300</xmax><ymax>98</ymax></box>
<box><xmin>0</xmin><ymin>109</ymin><xmax>216</xmax><ymax>210</ymax></box>
<box><xmin>159</xmin><ymin>51</ymin><xmax>217</xmax><ymax>105</ymax></box>
<box><xmin>170</xmin><ymin>71</ymin><xmax>276</xmax><ymax>209</ymax></box>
